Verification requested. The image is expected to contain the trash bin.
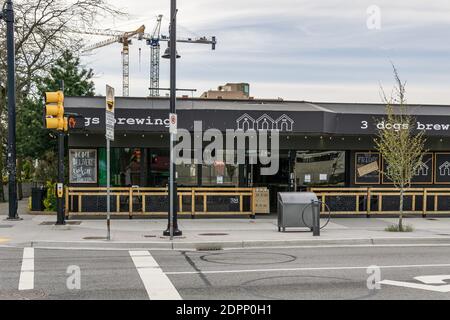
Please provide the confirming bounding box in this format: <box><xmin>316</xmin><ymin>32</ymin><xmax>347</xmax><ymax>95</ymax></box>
<box><xmin>31</xmin><ymin>187</ymin><xmax>47</xmax><ymax>212</ymax></box>
<box><xmin>277</xmin><ymin>192</ymin><xmax>318</xmax><ymax>232</ymax></box>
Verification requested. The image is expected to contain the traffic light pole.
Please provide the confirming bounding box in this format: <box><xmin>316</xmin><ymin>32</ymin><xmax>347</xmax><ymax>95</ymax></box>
<box><xmin>56</xmin><ymin>130</ymin><xmax>65</xmax><ymax>225</ymax></box>
<box><xmin>56</xmin><ymin>81</ymin><xmax>66</xmax><ymax>225</ymax></box>
<box><xmin>163</xmin><ymin>0</ymin><xmax>182</xmax><ymax>238</ymax></box>
<box><xmin>2</xmin><ymin>0</ymin><xmax>19</xmax><ymax>220</ymax></box>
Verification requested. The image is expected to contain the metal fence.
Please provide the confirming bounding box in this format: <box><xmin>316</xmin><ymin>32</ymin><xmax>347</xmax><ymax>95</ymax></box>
<box><xmin>310</xmin><ymin>187</ymin><xmax>450</xmax><ymax>216</ymax></box>
<box><xmin>66</xmin><ymin>187</ymin><xmax>259</xmax><ymax>218</ymax></box>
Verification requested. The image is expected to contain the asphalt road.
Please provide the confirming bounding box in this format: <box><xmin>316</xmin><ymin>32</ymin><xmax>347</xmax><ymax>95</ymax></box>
<box><xmin>1</xmin><ymin>244</ymin><xmax>450</xmax><ymax>300</ymax></box>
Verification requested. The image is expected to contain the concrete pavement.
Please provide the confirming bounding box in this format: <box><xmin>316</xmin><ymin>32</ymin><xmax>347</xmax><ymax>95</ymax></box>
<box><xmin>1</xmin><ymin>245</ymin><xmax>450</xmax><ymax>300</ymax></box>
<box><xmin>2</xmin><ymin>200</ymin><xmax>450</xmax><ymax>250</ymax></box>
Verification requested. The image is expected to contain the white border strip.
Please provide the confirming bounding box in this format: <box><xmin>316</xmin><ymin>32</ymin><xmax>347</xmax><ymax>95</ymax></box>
<box><xmin>18</xmin><ymin>248</ymin><xmax>34</xmax><ymax>291</ymax></box>
<box><xmin>129</xmin><ymin>250</ymin><xmax>181</xmax><ymax>300</ymax></box>
<box><xmin>165</xmin><ymin>263</ymin><xmax>450</xmax><ymax>275</ymax></box>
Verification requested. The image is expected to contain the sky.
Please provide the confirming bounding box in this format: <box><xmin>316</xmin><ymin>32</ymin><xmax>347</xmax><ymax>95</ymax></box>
<box><xmin>79</xmin><ymin>0</ymin><xmax>450</xmax><ymax>104</ymax></box>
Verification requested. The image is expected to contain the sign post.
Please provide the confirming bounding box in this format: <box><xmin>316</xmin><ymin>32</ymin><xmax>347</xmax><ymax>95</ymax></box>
<box><xmin>105</xmin><ymin>85</ymin><xmax>115</xmax><ymax>240</ymax></box>
<box><xmin>169</xmin><ymin>113</ymin><xmax>177</xmax><ymax>239</ymax></box>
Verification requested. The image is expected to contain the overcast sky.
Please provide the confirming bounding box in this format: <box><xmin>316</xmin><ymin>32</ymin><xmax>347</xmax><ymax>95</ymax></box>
<box><xmin>79</xmin><ymin>0</ymin><xmax>450</xmax><ymax>104</ymax></box>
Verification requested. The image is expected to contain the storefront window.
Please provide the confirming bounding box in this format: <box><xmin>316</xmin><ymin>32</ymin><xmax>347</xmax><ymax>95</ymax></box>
<box><xmin>202</xmin><ymin>161</ymin><xmax>239</xmax><ymax>186</ymax></box>
<box><xmin>99</xmin><ymin>148</ymin><xmax>141</xmax><ymax>186</ymax></box>
<box><xmin>295</xmin><ymin>151</ymin><xmax>346</xmax><ymax>187</ymax></box>
<box><xmin>149</xmin><ymin>149</ymin><xmax>169</xmax><ymax>187</ymax></box>
<box><xmin>177</xmin><ymin>164</ymin><xmax>198</xmax><ymax>186</ymax></box>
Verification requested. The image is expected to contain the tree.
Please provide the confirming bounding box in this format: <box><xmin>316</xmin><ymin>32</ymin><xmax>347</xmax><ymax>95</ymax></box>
<box><xmin>17</xmin><ymin>50</ymin><xmax>96</xmax><ymax>185</ymax></box>
<box><xmin>375</xmin><ymin>66</ymin><xmax>427</xmax><ymax>231</ymax></box>
<box><xmin>37</xmin><ymin>50</ymin><xmax>95</xmax><ymax>96</ymax></box>
<box><xmin>0</xmin><ymin>0</ymin><xmax>125</xmax><ymax>201</ymax></box>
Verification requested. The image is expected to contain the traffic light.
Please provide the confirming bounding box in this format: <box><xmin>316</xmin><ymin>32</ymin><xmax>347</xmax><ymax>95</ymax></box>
<box><xmin>44</xmin><ymin>91</ymin><xmax>67</xmax><ymax>131</ymax></box>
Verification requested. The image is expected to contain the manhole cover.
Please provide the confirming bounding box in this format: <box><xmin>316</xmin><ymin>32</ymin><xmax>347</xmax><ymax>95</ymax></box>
<box><xmin>40</xmin><ymin>221</ymin><xmax>82</xmax><ymax>226</ymax></box>
<box><xmin>83</xmin><ymin>236</ymin><xmax>107</xmax><ymax>240</ymax></box>
<box><xmin>0</xmin><ymin>289</ymin><xmax>47</xmax><ymax>300</ymax></box>
<box><xmin>200</xmin><ymin>252</ymin><xmax>297</xmax><ymax>265</ymax></box>
<box><xmin>198</xmin><ymin>233</ymin><xmax>229</xmax><ymax>236</ymax></box>
<box><xmin>0</xmin><ymin>225</ymin><xmax>13</xmax><ymax>228</ymax></box>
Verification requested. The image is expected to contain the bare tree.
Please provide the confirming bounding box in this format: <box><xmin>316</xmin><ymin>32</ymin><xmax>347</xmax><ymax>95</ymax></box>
<box><xmin>375</xmin><ymin>66</ymin><xmax>427</xmax><ymax>231</ymax></box>
<box><xmin>0</xmin><ymin>0</ymin><xmax>125</xmax><ymax>201</ymax></box>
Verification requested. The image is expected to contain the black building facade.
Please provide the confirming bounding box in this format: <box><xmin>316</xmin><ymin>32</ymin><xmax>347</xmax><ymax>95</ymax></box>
<box><xmin>65</xmin><ymin>96</ymin><xmax>450</xmax><ymax>210</ymax></box>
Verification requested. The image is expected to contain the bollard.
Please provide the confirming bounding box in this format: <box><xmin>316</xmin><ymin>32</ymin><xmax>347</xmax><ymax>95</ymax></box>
<box><xmin>312</xmin><ymin>200</ymin><xmax>320</xmax><ymax>236</ymax></box>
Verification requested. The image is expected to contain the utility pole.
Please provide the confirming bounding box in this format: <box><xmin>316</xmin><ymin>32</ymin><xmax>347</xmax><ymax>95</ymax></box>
<box><xmin>1</xmin><ymin>0</ymin><xmax>19</xmax><ymax>220</ymax></box>
<box><xmin>163</xmin><ymin>0</ymin><xmax>182</xmax><ymax>238</ymax></box>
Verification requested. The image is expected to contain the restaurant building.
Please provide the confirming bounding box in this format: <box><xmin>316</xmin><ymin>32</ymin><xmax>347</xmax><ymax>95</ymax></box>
<box><xmin>64</xmin><ymin>95</ymin><xmax>450</xmax><ymax>216</ymax></box>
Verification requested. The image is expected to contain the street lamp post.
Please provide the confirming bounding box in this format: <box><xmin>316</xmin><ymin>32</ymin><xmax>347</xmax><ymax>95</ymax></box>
<box><xmin>1</xmin><ymin>0</ymin><xmax>19</xmax><ymax>220</ymax></box>
<box><xmin>163</xmin><ymin>0</ymin><xmax>182</xmax><ymax>238</ymax></box>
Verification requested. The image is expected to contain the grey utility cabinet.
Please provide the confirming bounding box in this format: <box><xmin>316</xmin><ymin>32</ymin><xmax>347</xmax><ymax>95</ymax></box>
<box><xmin>277</xmin><ymin>192</ymin><xmax>318</xmax><ymax>232</ymax></box>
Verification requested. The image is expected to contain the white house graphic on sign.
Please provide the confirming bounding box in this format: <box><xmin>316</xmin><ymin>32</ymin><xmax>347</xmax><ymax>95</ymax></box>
<box><xmin>256</xmin><ymin>114</ymin><xmax>275</xmax><ymax>130</ymax></box>
<box><xmin>439</xmin><ymin>161</ymin><xmax>450</xmax><ymax>176</ymax></box>
<box><xmin>276</xmin><ymin>114</ymin><xmax>294</xmax><ymax>131</ymax></box>
<box><xmin>414</xmin><ymin>162</ymin><xmax>429</xmax><ymax>176</ymax></box>
<box><xmin>236</xmin><ymin>113</ymin><xmax>255</xmax><ymax>131</ymax></box>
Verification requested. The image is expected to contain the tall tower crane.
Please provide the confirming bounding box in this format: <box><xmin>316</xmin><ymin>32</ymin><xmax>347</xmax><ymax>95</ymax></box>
<box><xmin>148</xmin><ymin>15</ymin><xmax>163</xmax><ymax>97</ymax></box>
<box><xmin>80</xmin><ymin>25</ymin><xmax>146</xmax><ymax>97</ymax></box>
<box><xmin>75</xmin><ymin>19</ymin><xmax>216</xmax><ymax>98</ymax></box>
<box><xmin>144</xmin><ymin>15</ymin><xmax>217</xmax><ymax>97</ymax></box>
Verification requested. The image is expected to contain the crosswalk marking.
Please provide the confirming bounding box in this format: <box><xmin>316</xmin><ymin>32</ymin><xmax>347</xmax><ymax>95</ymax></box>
<box><xmin>129</xmin><ymin>250</ymin><xmax>182</xmax><ymax>300</ymax></box>
<box><xmin>18</xmin><ymin>248</ymin><xmax>34</xmax><ymax>291</ymax></box>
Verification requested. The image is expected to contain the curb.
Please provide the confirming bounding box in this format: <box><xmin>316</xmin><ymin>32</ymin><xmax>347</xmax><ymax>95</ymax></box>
<box><xmin>17</xmin><ymin>236</ymin><xmax>450</xmax><ymax>251</ymax></box>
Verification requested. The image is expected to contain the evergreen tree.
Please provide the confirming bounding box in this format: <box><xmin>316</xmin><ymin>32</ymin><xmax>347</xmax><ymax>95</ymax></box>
<box><xmin>38</xmin><ymin>50</ymin><xmax>95</xmax><ymax>96</ymax></box>
<box><xmin>16</xmin><ymin>51</ymin><xmax>95</xmax><ymax>184</ymax></box>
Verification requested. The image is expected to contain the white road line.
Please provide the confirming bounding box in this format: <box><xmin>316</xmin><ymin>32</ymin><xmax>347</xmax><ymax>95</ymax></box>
<box><xmin>165</xmin><ymin>263</ymin><xmax>450</xmax><ymax>275</ymax></box>
<box><xmin>378</xmin><ymin>280</ymin><xmax>450</xmax><ymax>293</ymax></box>
<box><xmin>18</xmin><ymin>248</ymin><xmax>34</xmax><ymax>291</ymax></box>
<box><xmin>129</xmin><ymin>250</ymin><xmax>182</xmax><ymax>300</ymax></box>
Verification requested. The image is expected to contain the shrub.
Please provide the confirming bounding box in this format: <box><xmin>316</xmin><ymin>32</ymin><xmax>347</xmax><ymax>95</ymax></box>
<box><xmin>385</xmin><ymin>224</ymin><xmax>414</xmax><ymax>232</ymax></box>
<box><xmin>43</xmin><ymin>181</ymin><xmax>57</xmax><ymax>212</ymax></box>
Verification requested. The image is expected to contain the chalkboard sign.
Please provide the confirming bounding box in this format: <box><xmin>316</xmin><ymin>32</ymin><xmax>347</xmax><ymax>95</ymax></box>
<box><xmin>355</xmin><ymin>152</ymin><xmax>380</xmax><ymax>184</ymax></box>
<box><xmin>69</xmin><ymin>149</ymin><xmax>98</xmax><ymax>184</ymax></box>
<box><xmin>383</xmin><ymin>153</ymin><xmax>433</xmax><ymax>184</ymax></box>
<box><xmin>435</xmin><ymin>153</ymin><xmax>450</xmax><ymax>184</ymax></box>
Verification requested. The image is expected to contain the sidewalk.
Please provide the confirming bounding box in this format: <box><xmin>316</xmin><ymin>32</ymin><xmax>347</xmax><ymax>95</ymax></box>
<box><xmin>2</xmin><ymin>200</ymin><xmax>450</xmax><ymax>250</ymax></box>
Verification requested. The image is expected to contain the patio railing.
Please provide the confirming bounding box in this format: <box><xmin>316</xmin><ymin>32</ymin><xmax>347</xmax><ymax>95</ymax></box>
<box><xmin>310</xmin><ymin>187</ymin><xmax>450</xmax><ymax>216</ymax></box>
<box><xmin>65</xmin><ymin>187</ymin><xmax>266</xmax><ymax>218</ymax></box>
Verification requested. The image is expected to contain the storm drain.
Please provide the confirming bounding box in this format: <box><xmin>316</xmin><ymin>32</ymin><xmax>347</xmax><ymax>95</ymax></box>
<box><xmin>83</xmin><ymin>236</ymin><xmax>108</xmax><ymax>240</ymax></box>
<box><xmin>0</xmin><ymin>225</ymin><xmax>13</xmax><ymax>228</ymax></box>
<box><xmin>196</xmin><ymin>245</ymin><xmax>223</xmax><ymax>251</ymax></box>
<box><xmin>40</xmin><ymin>221</ymin><xmax>82</xmax><ymax>226</ymax></box>
<box><xmin>0</xmin><ymin>289</ymin><xmax>47</xmax><ymax>300</ymax></box>
<box><xmin>143</xmin><ymin>235</ymin><xmax>157</xmax><ymax>238</ymax></box>
<box><xmin>198</xmin><ymin>233</ymin><xmax>229</xmax><ymax>236</ymax></box>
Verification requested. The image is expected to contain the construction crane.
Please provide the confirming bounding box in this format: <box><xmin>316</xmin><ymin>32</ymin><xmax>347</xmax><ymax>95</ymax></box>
<box><xmin>148</xmin><ymin>15</ymin><xmax>163</xmax><ymax>97</ymax></box>
<box><xmin>144</xmin><ymin>15</ymin><xmax>217</xmax><ymax>97</ymax></box>
<box><xmin>80</xmin><ymin>25</ymin><xmax>146</xmax><ymax>97</ymax></box>
<box><xmin>75</xmin><ymin>20</ymin><xmax>216</xmax><ymax>98</ymax></box>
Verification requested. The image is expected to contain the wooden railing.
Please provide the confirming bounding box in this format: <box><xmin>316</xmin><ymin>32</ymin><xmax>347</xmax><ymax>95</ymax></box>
<box><xmin>310</xmin><ymin>187</ymin><xmax>450</xmax><ymax>216</ymax></box>
<box><xmin>65</xmin><ymin>187</ymin><xmax>263</xmax><ymax>218</ymax></box>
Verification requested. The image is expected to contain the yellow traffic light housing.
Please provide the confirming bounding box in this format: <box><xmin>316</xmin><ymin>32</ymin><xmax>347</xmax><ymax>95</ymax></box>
<box><xmin>44</xmin><ymin>91</ymin><xmax>66</xmax><ymax>131</ymax></box>
<box><xmin>106</xmin><ymin>99</ymin><xmax>114</xmax><ymax>112</ymax></box>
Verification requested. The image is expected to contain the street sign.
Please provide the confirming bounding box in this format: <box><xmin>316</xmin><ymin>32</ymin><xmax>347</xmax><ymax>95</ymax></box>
<box><xmin>105</xmin><ymin>85</ymin><xmax>115</xmax><ymax>241</ymax></box>
<box><xmin>106</xmin><ymin>111</ymin><xmax>115</xmax><ymax>141</ymax></box>
<box><xmin>106</xmin><ymin>85</ymin><xmax>115</xmax><ymax>141</ymax></box>
<box><xmin>169</xmin><ymin>113</ymin><xmax>177</xmax><ymax>134</ymax></box>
